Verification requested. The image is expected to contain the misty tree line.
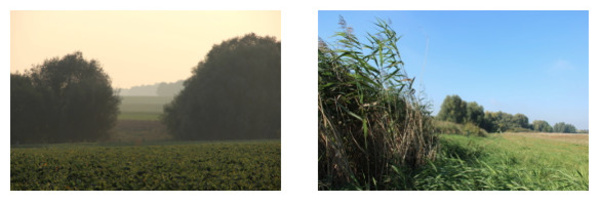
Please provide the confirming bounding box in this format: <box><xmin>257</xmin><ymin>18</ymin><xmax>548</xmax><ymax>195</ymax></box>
<box><xmin>11</xmin><ymin>33</ymin><xmax>281</xmax><ymax>144</ymax></box>
<box><xmin>119</xmin><ymin>80</ymin><xmax>184</xmax><ymax>96</ymax></box>
<box><xmin>437</xmin><ymin>95</ymin><xmax>580</xmax><ymax>133</ymax></box>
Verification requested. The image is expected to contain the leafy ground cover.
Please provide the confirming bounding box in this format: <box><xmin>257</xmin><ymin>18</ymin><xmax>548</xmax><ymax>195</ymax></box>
<box><xmin>11</xmin><ymin>140</ymin><xmax>280</xmax><ymax>190</ymax></box>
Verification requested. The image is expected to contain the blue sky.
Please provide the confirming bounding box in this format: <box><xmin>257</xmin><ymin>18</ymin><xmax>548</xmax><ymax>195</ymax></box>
<box><xmin>318</xmin><ymin>11</ymin><xmax>589</xmax><ymax>130</ymax></box>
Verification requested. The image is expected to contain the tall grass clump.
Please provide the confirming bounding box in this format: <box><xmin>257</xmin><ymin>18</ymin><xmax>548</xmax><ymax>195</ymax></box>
<box><xmin>318</xmin><ymin>17</ymin><xmax>438</xmax><ymax>190</ymax></box>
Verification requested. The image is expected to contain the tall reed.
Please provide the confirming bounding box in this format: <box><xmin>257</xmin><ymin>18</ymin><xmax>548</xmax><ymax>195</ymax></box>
<box><xmin>318</xmin><ymin>17</ymin><xmax>438</xmax><ymax>190</ymax></box>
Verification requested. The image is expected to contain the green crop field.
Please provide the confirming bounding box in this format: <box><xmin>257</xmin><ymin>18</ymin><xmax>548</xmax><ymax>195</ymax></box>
<box><xmin>408</xmin><ymin>133</ymin><xmax>588</xmax><ymax>190</ymax></box>
<box><xmin>11</xmin><ymin>140</ymin><xmax>280</xmax><ymax>190</ymax></box>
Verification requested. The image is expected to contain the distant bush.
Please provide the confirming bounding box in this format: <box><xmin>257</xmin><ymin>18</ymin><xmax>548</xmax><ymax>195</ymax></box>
<box><xmin>433</xmin><ymin>120</ymin><xmax>487</xmax><ymax>137</ymax></box>
<box><xmin>434</xmin><ymin>120</ymin><xmax>464</xmax><ymax>135</ymax></box>
<box><xmin>464</xmin><ymin>123</ymin><xmax>488</xmax><ymax>137</ymax></box>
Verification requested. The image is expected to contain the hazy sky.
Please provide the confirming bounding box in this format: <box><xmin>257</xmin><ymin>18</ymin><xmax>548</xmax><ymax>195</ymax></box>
<box><xmin>11</xmin><ymin>10</ymin><xmax>281</xmax><ymax>89</ymax></box>
<box><xmin>319</xmin><ymin>11</ymin><xmax>589</xmax><ymax>129</ymax></box>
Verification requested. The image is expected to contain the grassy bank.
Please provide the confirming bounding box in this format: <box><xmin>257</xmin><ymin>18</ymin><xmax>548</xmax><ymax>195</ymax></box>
<box><xmin>410</xmin><ymin>133</ymin><xmax>588</xmax><ymax>190</ymax></box>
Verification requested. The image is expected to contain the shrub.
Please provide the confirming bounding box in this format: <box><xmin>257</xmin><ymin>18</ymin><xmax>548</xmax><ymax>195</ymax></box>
<box><xmin>433</xmin><ymin>120</ymin><xmax>464</xmax><ymax>135</ymax></box>
<box><xmin>433</xmin><ymin>120</ymin><xmax>488</xmax><ymax>137</ymax></box>
<box><xmin>464</xmin><ymin>123</ymin><xmax>488</xmax><ymax>137</ymax></box>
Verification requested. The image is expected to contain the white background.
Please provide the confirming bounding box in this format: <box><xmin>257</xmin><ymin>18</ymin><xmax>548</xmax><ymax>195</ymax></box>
<box><xmin>2</xmin><ymin>0</ymin><xmax>597</xmax><ymax>199</ymax></box>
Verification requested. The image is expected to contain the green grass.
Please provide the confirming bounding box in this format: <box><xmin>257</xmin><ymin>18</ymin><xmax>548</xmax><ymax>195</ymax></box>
<box><xmin>117</xmin><ymin>112</ymin><xmax>161</xmax><ymax>121</ymax></box>
<box><xmin>118</xmin><ymin>96</ymin><xmax>173</xmax><ymax>121</ymax></box>
<box><xmin>11</xmin><ymin>140</ymin><xmax>280</xmax><ymax>190</ymax></box>
<box><xmin>409</xmin><ymin>133</ymin><xmax>588</xmax><ymax>190</ymax></box>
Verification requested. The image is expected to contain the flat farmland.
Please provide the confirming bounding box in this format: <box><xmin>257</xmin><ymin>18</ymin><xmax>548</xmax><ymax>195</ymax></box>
<box><xmin>11</xmin><ymin>141</ymin><xmax>281</xmax><ymax>190</ymax></box>
<box><xmin>502</xmin><ymin>132</ymin><xmax>588</xmax><ymax>145</ymax></box>
<box><xmin>113</xmin><ymin>96</ymin><xmax>173</xmax><ymax>142</ymax></box>
<box><xmin>118</xmin><ymin>96</ymin><xmax>173</xmax><ymax>121</ymax></box>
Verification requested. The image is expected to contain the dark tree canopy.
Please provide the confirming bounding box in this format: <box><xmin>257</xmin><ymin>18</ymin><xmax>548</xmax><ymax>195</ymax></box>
<box><xmin>162</xmin><ymin>33</ymin><xmax>281</xmax><ymax>140</ymax></box>
<box><xmin>11</xmin><ymin>74</ymin><xmax>46</xmax><ymax>144</ymax></box>
<box><xmin>11</xmin><ymin>52</ymin><xmax>120</xmax><ymax>144</ymax></box>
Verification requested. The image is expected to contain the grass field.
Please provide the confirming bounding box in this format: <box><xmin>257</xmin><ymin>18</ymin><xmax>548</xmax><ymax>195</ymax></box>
<box><xmin>408</xmin><ymin>133</ymin><xmax>588</xmax><ymax>190</ymax></box>
<box><xmin>113</xmin><ymin>96</ymin><xmax>173</xmax><ymax>142</ymax></box>
<box><xmin>11</xmin><ymin>140</ymin><xmax>280</xmax><ymax>190</ymax></box>
<box><xmin>111</xmin><ymin>120</ymin><xmax>171</xmax><ymax>142</ymax></box>
<box><xmin>118</xmin><ymin>96</ymin><xmax>173</xmax><ymax>121</ymax></box>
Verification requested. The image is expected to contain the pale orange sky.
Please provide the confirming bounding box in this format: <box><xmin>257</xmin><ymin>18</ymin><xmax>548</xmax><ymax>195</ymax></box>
<box><xmin>10</xmin><ymin>11</ymin><xmax>281</xmax><ymax>89</ymax></box>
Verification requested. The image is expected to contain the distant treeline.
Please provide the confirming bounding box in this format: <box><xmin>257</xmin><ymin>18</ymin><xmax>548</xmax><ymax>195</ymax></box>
<box><xmin>436</xmin><ymin>95</ymin><xmax>580</xmax><ymax>134</ymax></box>
<box><xmin>119</xmin><ymin>80</ymin><xmax>184</xmax><ymax>96</ymax></box>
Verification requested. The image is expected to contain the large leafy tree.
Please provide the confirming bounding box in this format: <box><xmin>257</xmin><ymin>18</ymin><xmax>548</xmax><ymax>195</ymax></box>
<box><xmin>483</xmin><ymin>111</ymin><xmax>514</xmax><ymax>133</ymax></box>
<box><xmin>465</xmin><ymin>101</ymin><xmax>484</xmax><ymax>126</ymax></box>
<box><xmin>437</xmin><ymin>95</ymin><xmax>467</xmax><ymax>124</ymax></box>
<box><xmin>532</xmin><ymin>120</ymin><xmax>553</xmax><ymax>132</ymax></box>
<box><xmin>512</xmin><ymin>113</ymin><xmax>530</xmax><ymax>129</ymax></box>
<box><xmin>11</xmin><ymin>52</ymin><xmax>120</xmax><ymax>144</ymax></box>
<box><xmin>162</xmin><ymin>33</ymin><xmax>280</xmax><ymax>140</ymax></box>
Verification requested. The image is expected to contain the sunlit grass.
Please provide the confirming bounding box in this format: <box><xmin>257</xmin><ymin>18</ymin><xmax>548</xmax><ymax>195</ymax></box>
<box><xmin>410</xmin><ymin>133</ymin><xmax>588</xmax><ymax>190</ymax></box>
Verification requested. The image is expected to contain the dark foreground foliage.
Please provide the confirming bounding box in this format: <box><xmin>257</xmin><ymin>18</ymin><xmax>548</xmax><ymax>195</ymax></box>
<box><xmin>318</xmin><ymin>17</ymin><xmax>437</xmax><ymax>190</ymax></box>
<box><xmin>162</xmin><ymin>33</ymin><xmax>280</xmax><ymax>141</ymax></box>
<box><xmin>11</xmin><ymin>141</ymin><xmax>280</xmax><ymax>190</ymax></box>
